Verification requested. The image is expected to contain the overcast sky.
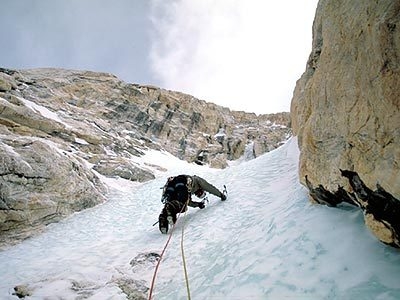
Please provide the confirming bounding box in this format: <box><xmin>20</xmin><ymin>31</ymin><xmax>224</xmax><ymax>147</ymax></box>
<box><xmin>0</xmin><ymin>0</ymin><xmax>318</xmax><ymax>114</ymax></box>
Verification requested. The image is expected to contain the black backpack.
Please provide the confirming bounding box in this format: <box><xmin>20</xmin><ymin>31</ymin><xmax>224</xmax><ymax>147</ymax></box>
<box><xmin>161</xmin><ymin>175</ymin><xmax>190</xmax><ymax>204</ymax></box>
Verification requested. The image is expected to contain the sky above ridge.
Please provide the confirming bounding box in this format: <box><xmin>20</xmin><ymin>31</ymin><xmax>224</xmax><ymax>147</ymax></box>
<box><xmin>0</xmin><ymin>0</ymin><xmax>318</xmax><ymax>114</ymax></box>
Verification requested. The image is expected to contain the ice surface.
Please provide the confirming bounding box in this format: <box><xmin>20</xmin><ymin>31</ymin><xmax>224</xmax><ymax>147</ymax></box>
<box><xmin>0</xmin><ymin>137</ymin><xmax>399</xmax><ymax>299</ymax></box>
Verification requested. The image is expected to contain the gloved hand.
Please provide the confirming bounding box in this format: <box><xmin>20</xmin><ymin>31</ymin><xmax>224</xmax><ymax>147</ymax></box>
<box><xmin>198</xmin><ymin>202</ymin><xmax>205</xmax><ymax>209</ymax></box>
<box><xmin>161</xmin><ymin>194</ymin><xmax>170</xmax><ymax>204</ymax></box>
<box><xmin>220</xmin><ymin>193</ymin><xmax>227</xmax><ymax>201</ymax></box>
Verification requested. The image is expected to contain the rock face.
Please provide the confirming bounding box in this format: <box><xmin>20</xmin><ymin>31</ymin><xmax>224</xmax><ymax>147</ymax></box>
<box><xmin>0</xmin><ymin>138</ymin><xmax>107</xmax><ymax>242</ymax></box>
<box><xmin>0</xmin><ymin>67</ymin><xmax>290</xmax><ymax>246</ymax></box>
<box><xmin>291</xmin><ymin>0</ymin><xmax>400</xmax><ymax>246</ymax></box>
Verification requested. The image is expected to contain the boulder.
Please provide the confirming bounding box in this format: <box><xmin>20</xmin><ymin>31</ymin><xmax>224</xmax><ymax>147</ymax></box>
<box><xmin>93</xmin><ymin>157</ymin><xmax>155</xmax><ymax>182</ymax></box>
<box><xmin>0</xmin><ymin>137</ymin><xmax>106</xmax><ymax>247</ymax></box>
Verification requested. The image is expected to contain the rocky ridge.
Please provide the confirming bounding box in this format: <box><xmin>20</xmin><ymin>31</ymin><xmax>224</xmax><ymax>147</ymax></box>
<box><xmin>290</xmin><ymin>0</ymin><xmax>400</xmax><ymax>247</ymax></box>
<box><xmin>0</xmin><ymin>67</ymin><xmax>290</xmax><ymax>247</ymax></box>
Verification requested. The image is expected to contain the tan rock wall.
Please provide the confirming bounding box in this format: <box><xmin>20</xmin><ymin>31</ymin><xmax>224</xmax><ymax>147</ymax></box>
<box><xmin>291</xmin><ymin>0</ymin><xmax>400</xmax><ymax>198</ymax></box>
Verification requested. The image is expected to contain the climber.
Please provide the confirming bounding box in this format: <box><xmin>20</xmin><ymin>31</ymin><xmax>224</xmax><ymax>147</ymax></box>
<box><xmin>158</xmin><ymin>174</ymin><xmax>227</xmax><ymax>234</ymax></box>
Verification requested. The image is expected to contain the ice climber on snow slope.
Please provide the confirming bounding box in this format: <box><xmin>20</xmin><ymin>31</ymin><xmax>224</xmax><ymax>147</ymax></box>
<box><xmin>158</xmin><ymin>174</ymin><xmax>227</xmax><ymax>234</ymax></box>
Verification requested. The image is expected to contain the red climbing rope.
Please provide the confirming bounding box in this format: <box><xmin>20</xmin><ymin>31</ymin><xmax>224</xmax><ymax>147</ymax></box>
<box><xmin>180</xmin><ymin>204</ymin><xmax>191</xmax><ymax>299</ymax></box>
<box><xmin>148</xmin><ymin>200</ymin><xmax>190</xmax><ymax>300</ymax></box>
<box><xmin>148</xmin><ymin>222</ymin><xmax>176</xmax><ymax>300</ymax></box>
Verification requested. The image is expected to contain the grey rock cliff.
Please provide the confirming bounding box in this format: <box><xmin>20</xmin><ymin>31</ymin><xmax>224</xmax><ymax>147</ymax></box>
<box><xmin>291</xmin><ymin>0</ymin><xmax>400</xmax><ymax>247</ymax></box>
<box><xmin>0</xmin><ymin>67</ymin><xmax>290</xmax><ymax>246</ymax></box>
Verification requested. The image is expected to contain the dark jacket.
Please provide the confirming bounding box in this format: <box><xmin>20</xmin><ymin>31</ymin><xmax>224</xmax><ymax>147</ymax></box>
<box><xmin>188</xmin><ymin>175</ymin><xmax>223</xmax><ymax>198</ymax></box>
<box><xmin>162</xmin><ymin>175</ymin><xmax>223</xmax><ymax>208</ymax></box>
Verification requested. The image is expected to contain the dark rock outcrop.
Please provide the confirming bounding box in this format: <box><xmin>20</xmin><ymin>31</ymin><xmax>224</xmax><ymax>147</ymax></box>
<box><xmin>306</xmin><ymin>170</ymin><xmax>400</xmax><ymax>247</ymax></box>
<box><xmin>13</xmin><ymin>285</ymin><xmax>33</xmax><ymax>298</ymax></box>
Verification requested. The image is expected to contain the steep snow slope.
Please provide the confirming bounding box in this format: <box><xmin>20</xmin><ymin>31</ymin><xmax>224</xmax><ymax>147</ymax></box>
<box><xmin>0</xmin><ymin>138</ymin><xmax>399</xmax><ymax>299</ymax></box>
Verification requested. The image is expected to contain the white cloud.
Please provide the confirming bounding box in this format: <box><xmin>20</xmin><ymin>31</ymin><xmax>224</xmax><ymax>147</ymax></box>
<box><xmin>149</xmin><ymin>0</ymin><xmax>318</xmax><ymax>114</ymax></box>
